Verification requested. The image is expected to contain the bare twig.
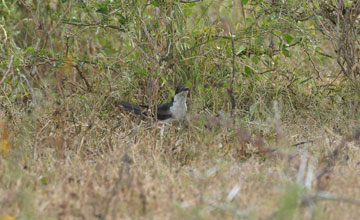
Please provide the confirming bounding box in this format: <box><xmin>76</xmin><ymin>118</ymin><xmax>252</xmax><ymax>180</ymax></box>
<box><xmin>178</xmin><ymin>0</ymin><xmax>202</xmax><ymax>3</ymax></box>
<box><xmin>0</xmin><ymin>55</ymin><xmax>14</xmax><ymax>85</ymax></box>
<box><xmin>36</xmin><ymin>0</ymin><xmax>73</xmax><ymax>50</ymax></box>
<box><xmin>34</xmin><ymin>56</ymin><xmax>118</xmax><ymax>73</ymax></box>
<box><xmin>75</xmin><ymin>63</ymin><xmax>92</xmax><ymax>91</ymax></box>
<box><xmin>227</xmin><ymin>33</ymin><xmax>236</xmax><ymax>117</ymax></box>
<box><xmin>316</xmin><ymin>191</ymin><xmax>360</xmax><ymax>205</ymax></box>
<box><xmin>62</xmin><ymin>21</ymin><xmax>122</xmax><ymax>30</ymax></box>
<box><xmin>77</xmin><ymin>0</ymin><xmax>98</xmax><ymax>23</ymax></box>
<box><xmin>291</xmin><ymin>140</ymin><xmax>314</xmax><ymax>147</ymax></box>
<box><xmin>47</xmin><ymin>0</ymin><xmax>73</xmax><ymax>37</ymax></box>
<box><xmin>258</xmin><ymin>69</ymin><xmax>276</xmax><ymax>75</ymax></box>
<box><xmin>303</xmin><ymin>45</ymin><xmax>322</xmax><ymax>80</ymax></box>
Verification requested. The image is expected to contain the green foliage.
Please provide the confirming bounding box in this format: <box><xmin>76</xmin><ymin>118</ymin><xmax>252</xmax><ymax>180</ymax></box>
<box><xmin>0</xmin><ymin>0</ymin><xmax>356</xmax><ymax>122</ymax></box>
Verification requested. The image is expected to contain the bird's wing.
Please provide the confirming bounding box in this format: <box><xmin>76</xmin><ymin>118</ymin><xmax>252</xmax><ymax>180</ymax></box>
<box><xmin>120</xmin><ymin>101</ymin><xmax>173</xmax><ymax>120</ymax></box>
<box><xmin>156</xmin><ymin>103</ymin><xmax>173</xmax><ymax>120</ymax></box>
<box><xmin>120</xmin><ymin>101</ymin><xmax>147</xmax><ymax>115</ymax></box>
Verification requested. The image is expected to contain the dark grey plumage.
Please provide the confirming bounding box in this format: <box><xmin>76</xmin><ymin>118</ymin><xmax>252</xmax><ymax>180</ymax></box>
<box><xmin>119</xmin><ymin>101</ymin><xmax>145</xmax><ymax>115</ymax></box>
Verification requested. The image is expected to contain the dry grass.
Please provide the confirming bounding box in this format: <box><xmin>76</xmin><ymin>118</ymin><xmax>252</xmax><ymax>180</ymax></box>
<box><xmin>1</xmin><ymin>101</ymin><xmax>360</xmax><ymax>219</ymax></box>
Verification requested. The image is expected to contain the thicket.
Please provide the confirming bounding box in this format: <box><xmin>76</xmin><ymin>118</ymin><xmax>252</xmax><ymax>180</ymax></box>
<box><xmin>0</xmin><ymin>0</ymin><xmax>359</xmax><ymax>123</ymax></box>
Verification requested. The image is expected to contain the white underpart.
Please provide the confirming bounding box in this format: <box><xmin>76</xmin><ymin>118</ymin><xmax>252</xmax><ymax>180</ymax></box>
<box><xmin>169</xmin><ymin>91</ymin><xmax>188</xmax><ymax>120</ymax></box>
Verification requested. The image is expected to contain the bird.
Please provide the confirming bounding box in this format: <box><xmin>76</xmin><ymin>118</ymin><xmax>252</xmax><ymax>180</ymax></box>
<box><xmin>120</xmin><ymin>85</ymin><xmax>190</xmax><ymax>121</ymax></box>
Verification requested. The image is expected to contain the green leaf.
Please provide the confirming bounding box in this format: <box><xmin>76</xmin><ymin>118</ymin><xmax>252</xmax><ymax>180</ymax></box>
<box><xmin>248</xmin><ymin>83</ymin><xmax>254</xmax><ymax>92</ymax></box>
<box><xmin>26</xmin><ymin>47</ymin><xmax>36</xmax><ymax>54</ymax></box>
<box><xmin>244</xmin><ymin>65</ymin><xmax>254</xmax><ymax>77</ymax></box>
<box><xmin>273</xmin><ymin>30</ymin><xmax>281</xmax><ymax>36</ymax></box>
<box><xmin>135</xmin><ymin>68</ymin><xmax>148</xmax><ymax>76</ymax></box>
<box><xmin>283</xmin><ymin>33</ymin><xmax>294</xmax><ymax>44</ymax></box>
<box><xmin>39</xmin><ymin>49</ymin><xmax>49</xmax><ymax>56</ymax></box>
<box><xmin>254</xmin><ymin>74</ymin><xmax>261</xmax><ymax>82</ymax></box>
<box><xmin>192</xmin><ymin>28</ymin><xmax>201</xmax><ymax>36</ymax></box>
<box><xmin>246</xmin><ymin>16</ymin><xmax>254</xmax><ymax>22</ymax></box>
<box><xmin>184</xmin><ymin>3</ymin><xmax>196</xmax><ymax>16</ymax></box>
<box><xmin>242</xmin><ymin>0</ymin><xmax>249</xmax><ymax>5</ymax></box>
<box><xmin>151</xmin><ymin>0</ymin><xmax>164</xmax><ymax>7</ymax></box>
<box><xmin>236</xmin><ymin>45</ymin><xmax>246</xmax><ymax>55</ymax></box>
<box><xmin>282</xmin><ymin>45</ymin><xmax>291</xmax><ymax>57</ymax></box>
<box><xmin>226</xmin><ymin>45</ymin><xmax>232</xmax><ymax>56</ymax></box>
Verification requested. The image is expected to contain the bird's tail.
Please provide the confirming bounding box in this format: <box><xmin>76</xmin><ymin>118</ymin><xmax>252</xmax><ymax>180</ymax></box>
<box><xmin>120</xmin><ymin>101</ymin><xmax>146</xmax><ymax>115</ymax></box>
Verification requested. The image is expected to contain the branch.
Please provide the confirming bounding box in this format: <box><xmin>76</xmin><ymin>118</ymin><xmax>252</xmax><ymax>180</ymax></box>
<box><xmin>178</xmin><ymin>0</ymin><xmax>202</xmax><ymax>3</ymax></box>
<box><xmin>228</xmin><ymin>33</ymin><xmax>236</xmax><ymax>117</ymax></box>
<box><xmin>62</xmin><ymin>21</ymin><xmax>123</xmax><ymax>30</ymax></box>
<box><xmin>303</xmin><ymin>44</ymin><xmax>322</xmax><ymax>80</ymax></box>
<box><xmin>75</xmin><ymin>63</ymin><xmax>92</xmax><ymax>92</ymax></box>
<box><xmin>0</xmin><ymin>55</ymin><xmax>14</xmax><ymax>85</ymax></box>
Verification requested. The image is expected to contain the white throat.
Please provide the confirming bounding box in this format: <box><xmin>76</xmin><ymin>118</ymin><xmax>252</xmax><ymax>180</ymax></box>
<box><xmin>170</xmin><ymin>91</ymin><xmax>188</xmax><ymax>120</ymax></box>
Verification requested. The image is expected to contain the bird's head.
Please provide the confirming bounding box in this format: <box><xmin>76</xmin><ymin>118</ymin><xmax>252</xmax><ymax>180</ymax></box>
<box><xmin>175</xmin><ymin>85</ymin><xmax>190</xmax><ymax>95</ymax></box>
<box><xmin>173</xmin><ymin>85</ymin><xmax>190</xmax><ymax>102</ymax></box>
